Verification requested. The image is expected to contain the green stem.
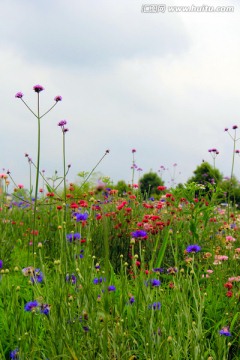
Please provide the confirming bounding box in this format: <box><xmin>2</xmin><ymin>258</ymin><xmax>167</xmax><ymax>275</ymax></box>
<box><xmin>228</xmin><ymin>132</ymin><xmax>237</xmax><ymax>222</ymax></box>
<box><xmin>62</xmin><ymin>131</ymin><xmax>67</xmax><ymax>221</ymax></box>
<box><xmin>32</xmin><ymin>93</ymin><xmax>41</xmax><ymax>256</ymax></box>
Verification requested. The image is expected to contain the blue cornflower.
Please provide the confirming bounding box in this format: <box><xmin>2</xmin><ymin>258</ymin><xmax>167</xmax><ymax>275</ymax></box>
<box><xmin>66</xmin><ymin>274</ymin><xmax>77</xmax><ymax>284</ymax></box>
<box><xmin>93</xmin><ymin>277</ymin><xmax>106</xmax><ymax>284</ymax></box>
<box><xmin>31</xmin><ymin>269</ymin><xmax>44</xmax><ymax>283</ymax></box>
<box><xmin>66</xmin><ymin>232</ymin><xmax>81</xmax><ymax>242</ymax></box>
<box><xmin>0</xmin><ymin>260</ymin><xmax>3</xmax><ymax>269</ymax></box>
<box><xmin>40</xmin><ymin>304</ymin><xmax>51</xmax><ymax>316</ymax></box>
<box><xmin>219</xmin><ymin>326</ymin><xmax>231</xmax><ymax>336</ymax></box>
<box><xmin>24</xmin><ymin>300</ymin><xmax>39</xmax><ymax>312</ymax></box>
<box><xmin>108</xmin><ymin>285</ymin><xmax>116</xmax><ymax>292</ymax></box>
<box><xmin>73</xmin><ymin>212</ymin><xmax>88</xmax><ymax>222</ymax></box>
<box><xmin>186</xmin><ymin>244</ymin><xmax>201</xmax><ymax>253</ymax></box>
<box><xmin>145</xmin><ymin>279</ymin><xmax>161</xmax><ymax>287</ymax></box>
<box><xmin>152</xmin><ymin>267</ymin><xmax>164</xmax><ymax>273</ymax></box>
<box><xmin>148</xmin><ymin>302</ymin><xmax>161</xmax><ymax>310</ymax></box>
<box><xmin>10</xmin><ymin>348</ymin><xmax>19</xmax><ymax>359</ymax></box>
<box><xmin>131</xmin><ymin>230</ymin><xmax>147</xmax><ymax>238</ymax></box>
<box><xmin>129</xmin><ymin>296</ymin><xmax>135</xmax><ymax>304</ymax></box>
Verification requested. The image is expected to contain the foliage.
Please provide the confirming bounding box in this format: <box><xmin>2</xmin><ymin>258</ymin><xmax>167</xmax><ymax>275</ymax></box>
<box><xmin>139</xmin><ymin>172</ymin><xmax>164</xmax><ymax>197</ymax></box>
<box><xmin>187</xmin><ymin>161</ymin><xmax>223</xmax><ymax>186</ymax></box>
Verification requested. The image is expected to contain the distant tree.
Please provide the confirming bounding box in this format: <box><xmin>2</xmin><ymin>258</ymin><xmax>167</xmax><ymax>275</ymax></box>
<box><xmin>187</xmin><ymin>162</ymin><xmax>223</xmax><ymax>186</ymax></box>
<box><xmin>115</xmin><ymin>180</ymin><xmax>128</xmax><ymax>196</ymax></box>
<box><xmin>218</xmin><ymin>176</ymin><xmax>240</xmax><ymax>206</ymax></box>
<box><xmin>139</xmin><ymin>172</ymin><xmax>164</xmax><ymax>197</ymax></box>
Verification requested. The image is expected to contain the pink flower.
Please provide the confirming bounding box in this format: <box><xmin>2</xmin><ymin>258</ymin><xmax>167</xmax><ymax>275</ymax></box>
<box><xmin>226</xmin><ymin>236</ymin><xmax>236</xmax><ymax>242</ymax></box>
<box><xmin>18</xmin><ymin>184</ymin><xmax>24</xmax><ymax>189</ymax></box>
<box><xmin>228</xmin><ymin>276</ymin><xmax>240</xmax><ymax>282</ymax></box>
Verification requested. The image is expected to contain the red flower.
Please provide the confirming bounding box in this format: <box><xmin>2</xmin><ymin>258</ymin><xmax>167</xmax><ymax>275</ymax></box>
<box><xmin>46</xmin><ymin>192</ymin><xmax>54</xmax><ymax>197</ymax></box>
<box><xmin>224</xmin><ymin>282</ymin><xmax>233</xmax><ymax>290</ymax></box>
<box><xmin>157</xmin><ymin>186</ymin><xmax>167</xmax><ymax>191</ymax></box>
<box><xmin>70</xmin><ymin>203</ymin><xmax>78</xmax><ymax>209</ymax></box>
<box><xmin>226</xmin><ymin>291</ymin><xmax>233</xmax><ymax>297</ymax></box>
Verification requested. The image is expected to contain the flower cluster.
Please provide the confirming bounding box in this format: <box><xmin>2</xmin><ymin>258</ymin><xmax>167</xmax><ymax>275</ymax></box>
<box><xmin>24</xmin><ymin>300</ymin><xmax>50</xmax><ymax>315</ymax></box>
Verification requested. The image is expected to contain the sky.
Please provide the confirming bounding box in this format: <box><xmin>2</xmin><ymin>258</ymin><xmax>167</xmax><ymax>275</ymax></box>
<box><xmin>1</xmin><ymin>0</ymin><xmax>240</xmax><ymax>191</ymax></box>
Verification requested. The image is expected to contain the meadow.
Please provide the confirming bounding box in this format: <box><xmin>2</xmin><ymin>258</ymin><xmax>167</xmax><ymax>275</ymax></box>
<box><xmin>0</xmin><ymin>86</ymin><xmax>239</xmax><ymax>360</ymax></box>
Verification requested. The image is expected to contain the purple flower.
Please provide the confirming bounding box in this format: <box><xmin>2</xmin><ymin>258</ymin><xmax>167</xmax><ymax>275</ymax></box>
<box><xmin>129</xmin><ymin>296</ymin><xmax>135</xmax><ymax>304</ymax></box>
<box><xmin>58</xmin><ymin>120</ymin><xmax>67</xmax><ymax>127</ymax></box>
<box><xmin>93</xmin><ymin>277</ymin><xmax>106</xmax><ymax>284</ymax></box>
<box><xmin>24</xmin><ymin>300</ymin><xmax>39</xmax><ymax>312</ymax></box>
<box><xmin>146</xmin><ymin>279</ymin><xmax>161</xmax><ymax>287</ymax></box>
<box><xmin>83</xmin><ymin>326</ymin><xmax>89</xmax><ymax>332</ymax></box>
<box><xmin>66</xmin><ymin>232</ymin><xmax>81</xmax><ymax>242</ymax></box>
<box><xmin>31</xmin><ymin>269</ymin><xmax>44</xmax><ymax>283</ymax></box>
<box><xmin>232</xmin><ymin>125</ymin><xmax>238</xmax><ymax>130</ymax></box>
<box><xmin>152</xmin><ymin>267</ymin><xmax>164</xmax><ymax>273</ymax></box>
<box><xmin>66</xmin><ymin>274</ymin><xmax>77</xmax><ymax>284</ymax></box>
<box><xmin>10</xmin><ymin>348</ymin><xmax>19</xmax><ymax>359</ymax></box>
<box><xmin>131</xmin><ymin>230</ymin><xmax>147</xmax><ymax>238</ymax></box>
<box><xmin>0</xmin><ymin>260</ymin><xmax>3</xmax><ymax>269</ymax></box>
<box><xmin>54</xmin><ymin>95</ymin><xmax>62</xmax><ymax>102</ymax></box>
<box><xmin>219</xmin><ymin>326</ymin><xmax>231</xmax><ymax>336</ymax></box>
<box><xmin>148</xmin><ymin>302</ymin><xmax>161</xmax><ymax>310</ymax></box>
<box><xmin>108</xmin><ymin>285</ymin><xmax>116</xmax><ymax>292</ymax></box>
<box><xmin>186</xmin><ymin>244</ymin><xmax>201</xmax><ymax>253</ymax></box>
<box><xmin>15</xmin><ymin>92</ymin><xmax>23</xmax><ymax>99</ymax></box>
<box><xmin>40</xmin><ymin>303</ymin><xmax>51</xmax><ymax>316</ymax></box>
<box><xmin>33</xmin><ymin>84</ymin><xmax>44</xmax><ymax>93</ymax></box>
<box><xmin>73</xmin><ymin>212</ymin><xmax>88</xmax><ymax>222</ymax></box>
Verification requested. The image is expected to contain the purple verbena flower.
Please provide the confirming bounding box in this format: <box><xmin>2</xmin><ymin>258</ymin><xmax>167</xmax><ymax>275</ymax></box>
<box><xmin>54</xmin><ymin>95</ymin><xmax>62</xmax><ymax>102</ymax></box>
<box><xmin>0</xmin><ymin>260</ymin><xmax>3</xmax><ymax>269</ymax></box>
<box><xmin>58</xmin><ymin>120</ymin><xmax>67</xmax><ymax>127</ymax></box>
<box><xmin>15</xmin><ymin>92</ymin><xmax>23</xmax><ymax>99</ymax></box>
<box><xmin>33</xmin><ymin>84</ymin><xmax>44</xmax><ymax>93</ymax></box>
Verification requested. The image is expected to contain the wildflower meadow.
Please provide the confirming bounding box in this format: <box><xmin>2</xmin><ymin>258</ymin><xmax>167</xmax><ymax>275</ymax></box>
<box><xmin>0</xmin><ymin>85</ymin><xmax>239</xmax><ymax>360</ymax></box>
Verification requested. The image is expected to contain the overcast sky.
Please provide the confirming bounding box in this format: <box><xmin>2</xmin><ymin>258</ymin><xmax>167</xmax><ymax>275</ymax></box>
<box><xmin>1</xmin><ymin>0</ymin><xmax>240</xmax><ymax>190</ymax></box>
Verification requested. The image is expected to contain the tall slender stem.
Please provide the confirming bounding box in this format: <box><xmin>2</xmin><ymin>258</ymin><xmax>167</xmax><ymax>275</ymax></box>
<box><xmin>32</xmin><ymin>93</ymin><xmax>41</xmax><ymax>256</ymax></box>
<box><xmin>62</xmin><ymin>131</ymin><xmax>67</xmax><ymax>222</ymax></box>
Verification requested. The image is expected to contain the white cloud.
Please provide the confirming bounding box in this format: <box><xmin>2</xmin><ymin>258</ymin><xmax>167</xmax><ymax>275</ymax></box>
<box><xmin>1</xmin><ymin>0</ymin><xmax>240</xmax><ymax>191</ymax></box>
